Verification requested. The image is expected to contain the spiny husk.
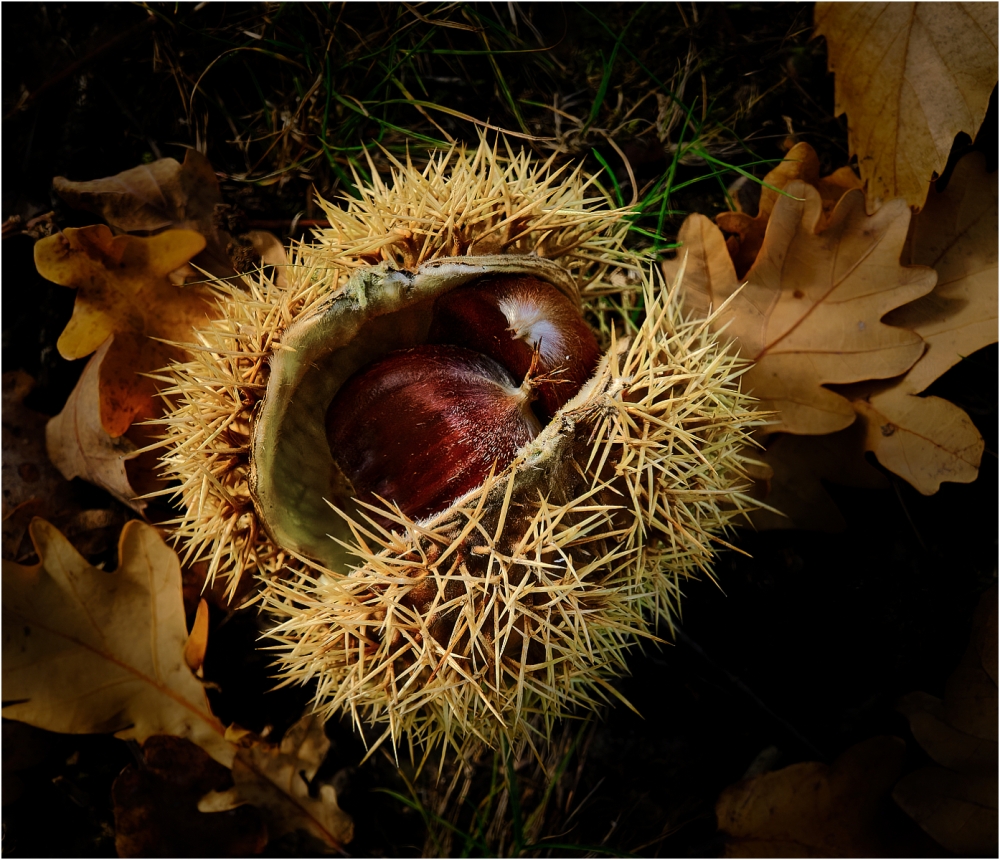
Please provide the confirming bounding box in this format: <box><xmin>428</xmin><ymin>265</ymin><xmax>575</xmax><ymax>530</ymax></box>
<box><xmin>261</xmin><ymin>268</ymin><xmax>763</xmax><ymax>760</ymax></box>
<box><xmin>155</xmin><ymin>138</ymin><xmax>644</xmax><ymax>598</ymax></box>
<box><xmin>154</xmin><ymin>137</ymin><xmax>765</xmax><ymax>759</ymax></box>
<box><xmin>248</xmin><ymin>254</ymin><xmax>587</xmax><ymax>572</ymax></box>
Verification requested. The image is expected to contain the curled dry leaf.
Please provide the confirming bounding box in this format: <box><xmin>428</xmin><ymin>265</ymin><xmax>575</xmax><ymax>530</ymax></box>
<box><xmin>2</xmin><ymin>518</ymin><xmax>232</xmax><ymax>767</ymax></box>
<box><xmin>45</xmin><ymin>338</ymin><xmax>153</xmax><ymax>513</ymax></box>
<box><xmin>893</xmin><ymin>586</ymin><xmax>998</xmax><ymax>856</ymax></box>
<box><xmin>717</xmin><ymin>736</ymin><xmax>908</xmax><ymax>857</ymax></box>
<box><xmin>199</xmin><ymin>715</ymin><xmax>354</xmax><ymax>852</ymax></box>
<box><xmin>34</xmin><ymin>224</ymin><xmax>211</xmax><ymax>437</ymax></box>
<box><xmin>717</xmin><ymin>142</ymin><xmax>861</xmax><ymax>278</ymax></box>
<box><xmin>246</xmin><ymin>228</ymin><xmax>290</xmax><ymax>287</ymax></box>
<box><xmin>814</xmin><ymin>3</ymin><xmax>999</xmax><ymax>210</ymax></box>
<box><xmin>113</xmin><ymin>735</ymin><xmax>267</xmax><ymax>858</ymax></box>
<box><xmin>665</xmin><ymin>182</ymin><xmax>936</xmax><ymax>436</ymax></box>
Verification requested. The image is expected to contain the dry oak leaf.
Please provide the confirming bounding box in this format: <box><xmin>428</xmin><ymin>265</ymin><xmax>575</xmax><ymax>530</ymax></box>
<box><xmin>1</xmin><ymin>518</ymin><xmax>233</xmax><ymax>767</ymax></box>
<box><xmin>717</xmin><ymin>142</ymin><xmax>862</xmax><ymax>278</ymax></box>
<box><xmin>54</xmin><ymin>149</ymin><xmax>220</xmax><ymax>235</ymax></box>
<box><xmin>113</xmin><ymin>734</ymin><xmax>267</xmax><ymax>858</ymax></box>
<box><xmin>852</xmin><ymin>383</ymin><xmax>984</xmax><ymax>494</ymax></box>
<box><xmin>34</xmin><ymin>224</ymin><xmax>212</xmax><ymax>437</ymax></box>
<box><xmin>894</xmin><ymin>585</ymin><xmax>998</xmax><ymax>856</ymax></box>
<box><xmin>814</xmin><ymin>2</ymin><xmax>999</xmax><ymax>211</ymax></box>
<box><xmin>716</xmin><ymin>736</ymin><xmax>907</xmax><ymax>857</ymax></box>
<box><xmin>665</xmin><ymin>181</ymin><xmax>937</xmax><ymax>435</ymax></box>
<box><xmin>45</xmin><ymin>338</ymin><xmax>153</xmax><ymax>513</ymax></box>
<box><xmin>54</xmin><ymin>148</ymin><xmax>237</xmax><ymax>281</ymax></box>
<box><xmin>54</xmin><ymin>150</ymin><xmax>289</xmax><ymax>285</ymax></box>
<box><xmin>887</xmin><ymin>150</ymin><xmax>999</xmax><ymax>395</ymax></box>
<box><xmin>748</xmin><ymin>421</ymin><xmax>888</xmax><ymax>532</ymax></box>
<box><xmin>842</xmin><ymin>151</ymin><xmax>995</xmax><ymax>494</ymax></box>
<box><xmin>199</xmin><ymin>715</ymin><xmax>354</xmax><ymax>852</ymax></box>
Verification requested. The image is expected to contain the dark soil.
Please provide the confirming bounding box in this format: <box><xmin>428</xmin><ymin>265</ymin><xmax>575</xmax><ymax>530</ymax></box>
<box><xmin>2</xmin><ymin>3</ymin><xmax>995</xmax><ymax>857</ymax></box>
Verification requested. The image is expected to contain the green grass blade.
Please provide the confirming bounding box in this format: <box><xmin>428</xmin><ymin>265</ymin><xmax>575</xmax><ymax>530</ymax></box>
<box><xmin>591</xmin><ymin>148</ymin><xmax>624</xmax><ymax>207</ymax></box>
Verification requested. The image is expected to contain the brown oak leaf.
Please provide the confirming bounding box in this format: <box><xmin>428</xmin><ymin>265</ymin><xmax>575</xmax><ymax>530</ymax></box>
<box><xmin>54</xmin><ymin>150</ymin><xmax>289</xmax><ymax>285</ymax></box>
<box><xmin>717</xmin><ymin>142</ymin><xmax>861</xmax><ymax>278</ymax></box>
<box><xmin>34</xmin><ymin>224</ymin><xmax>212</xmax><ymax>437</ymax></box>
<box><xmin>814</xmin><ymin>2</ymin><xmax>998</xmax><ymax>210</ymax></box>
<box><xmin>842</xmin><ymin>151</ymin><xmax>994</xmax><ymax>494</ymax></box>
<box><xmin>199</xmin><ymin>715</ymin><xmax>354</xmax><ymax>852</ymax></box>
<box><xmin>887</xmin><ymin>150</ymin><xmax>999</xmax><ymax>395</ymax></box>
<box><xmin>850</xmin><ymin>383</ymin><xmax>984</xmax><ymax>495</ymax></box>
<box><xmin>53</xmin><ymin>150</ymin><xmax>218</xmax><ymax>234</ymax></box>
<box><xmin>54</xmin><ymin>149</ymin><xmax>236</xmax><ymax>280</ymax></box>
<box><xmin>2</xmin><ymin>518</ymin><xmax>232</xmax><ymax>767</ymax></box>
<box><xmin>113</xmin><ymin>735</ymin><xmax>267</xmax><ymax>858</ymax></box>
<box><xmin>716</xmin><ymin>736</ymin><xmax>908</xmax><ymax>857</ymax></box>
<box><xmin>894</xmin><ymin>586</ymin><xmax>998</xmax><ymax>856</ymax></box>
<box><xmin>665</xmin><ymin>182</ymin><xmax>936</xmax><ymax>435</ymax></box>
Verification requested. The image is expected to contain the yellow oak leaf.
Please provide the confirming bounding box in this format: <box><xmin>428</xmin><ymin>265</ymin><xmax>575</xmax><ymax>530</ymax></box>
<box><xmin>53</xmin><ymin>149</ymin><xmax>281</xmax><ymax>282</ymax></box>
<box><xmin>887</xmin><ymin>151</ymin><xmax>999</xmax><ymax>395</ymax></box>
<box><xmin>34</xmin><ymin>224</ymin><xmax>211</xmax><ymax>437</ymax></box>
<box><xmin>199</xmin><ymin>715</ymin><xmax>354</xmax><ymax>852</ymax></box>
<box><xmin>2</xmin><ymin>518</ymin><xmax>233</xmax><ymax>767</ymax></box>
<box><xmin>814</xmin><ymin>3</ymin><xmax>998</xmax><ymax>210</ymax></box>
<box><xmin>665</xmin><ymin>182</ymin><xmax>936</xmax><ymax>435</ymax></box>
<box><xmin>894</xmin><ymin>586</ymin><xmax>998</xmax><ymax>855</ymax></box>
<box><xmin>717</xmin><ymin>142</ymin><xmax>861</xmax><ymax>278</ymax></box>
<box><xmin>716</xmin><ymin>736</ymin><xmax>907</xmax><ymax>857</ymax></box>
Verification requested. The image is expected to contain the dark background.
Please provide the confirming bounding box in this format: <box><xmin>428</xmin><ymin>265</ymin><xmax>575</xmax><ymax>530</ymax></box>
<box><xmin>3</xmin><ymin>3</ymin><xmax>996</xmax><ymax>856</ymax></box>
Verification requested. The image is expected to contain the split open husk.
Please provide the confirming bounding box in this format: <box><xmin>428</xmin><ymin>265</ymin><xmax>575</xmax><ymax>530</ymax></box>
<box><xmin>156</xmin><ymin>139</ymin><xmax>765</xmax><ymax>756</ymax></box>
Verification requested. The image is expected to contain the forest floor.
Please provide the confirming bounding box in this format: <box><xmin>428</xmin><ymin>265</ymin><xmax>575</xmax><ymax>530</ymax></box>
<box><xmin>2</xmin><ymin>3</ymin><xmax>996</xmax><ymax>857</ymax></box>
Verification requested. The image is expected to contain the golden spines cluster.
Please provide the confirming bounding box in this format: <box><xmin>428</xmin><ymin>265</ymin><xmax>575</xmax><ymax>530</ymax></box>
<box><xmin>153</xmin><ymin>137</ymin><xmax>765</xmax><ymax>757</ymax></box>
<box><xmin>261</xmin><ymin>270</ymin><xmax>762</xmax><ymax>758</ymax></box>
<box><xmin>155</xmin><ymin>140</ymin><xmax>637</xmax><ymax>597</ymax></box>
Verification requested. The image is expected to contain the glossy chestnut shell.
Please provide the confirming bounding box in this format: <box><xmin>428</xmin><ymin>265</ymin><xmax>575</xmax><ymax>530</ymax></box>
<box><xmin>326</xmin><ymin>344</ymin><xmax>541</xmax><ymax>522</ymax></box>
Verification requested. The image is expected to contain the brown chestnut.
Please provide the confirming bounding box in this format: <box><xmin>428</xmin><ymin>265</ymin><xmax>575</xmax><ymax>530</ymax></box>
<box><xmin>326</xmin><ymin>344</ymin><xmax>541</xmax><ymax>524</ymax></box>
<box><xmin>427</xmin><ymin>275</ymin><xmax>600</xmax><ymax>418</ymax></box>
